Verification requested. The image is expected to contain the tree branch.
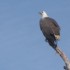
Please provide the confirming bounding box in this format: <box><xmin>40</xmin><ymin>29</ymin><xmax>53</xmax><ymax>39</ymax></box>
<box><xmin>52</xmin><ymin>46</ymin><xmax>70</xmax><ymax>70</ymax></box>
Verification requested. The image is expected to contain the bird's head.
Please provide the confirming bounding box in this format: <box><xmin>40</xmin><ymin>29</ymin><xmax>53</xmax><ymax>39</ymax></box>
<box><xmin>39</xmin><ymin>11</ymin><xmax>48</xmax><ymax>18</ymax></box>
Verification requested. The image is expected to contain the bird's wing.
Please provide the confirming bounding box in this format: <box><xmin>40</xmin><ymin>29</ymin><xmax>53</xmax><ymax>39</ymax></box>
<box><xmin>50</xmin><ymin>18</ymin><xmax>60</xmax><ymax>30</ymax></box>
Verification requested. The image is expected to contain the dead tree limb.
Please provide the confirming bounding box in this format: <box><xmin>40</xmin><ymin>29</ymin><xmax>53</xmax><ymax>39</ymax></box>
<box><xmin>52</xmin><ymin>46</ymin><xmax>70</xmax><ymax>70</ymax></box>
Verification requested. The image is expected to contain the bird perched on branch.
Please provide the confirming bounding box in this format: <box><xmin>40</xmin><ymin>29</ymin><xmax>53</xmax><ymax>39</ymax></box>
<box><xmin>39</xmin><ymin>11</ymin><xmax>60</xmax><ymax>48</ymax></box>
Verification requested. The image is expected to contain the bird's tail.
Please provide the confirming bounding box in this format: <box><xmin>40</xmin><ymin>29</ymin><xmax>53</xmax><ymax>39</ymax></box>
<box><xmin>48</xmin><ymin>39</ymin><xmax>57</xmax><ymax>49</ymax></box>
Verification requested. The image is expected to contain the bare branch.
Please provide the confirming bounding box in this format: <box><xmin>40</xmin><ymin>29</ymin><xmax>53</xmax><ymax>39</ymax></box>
<box><xmin>52</xmin><ymin>46</ymin><xmax>70</xmax><ymax>70</ymax></box>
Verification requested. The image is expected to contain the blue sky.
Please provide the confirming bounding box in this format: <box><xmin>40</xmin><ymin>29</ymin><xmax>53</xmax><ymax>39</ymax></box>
<box><xmin>0</xmin><ymin>0</ymin><xmax>70</xmax><ymax>70</ymax></box>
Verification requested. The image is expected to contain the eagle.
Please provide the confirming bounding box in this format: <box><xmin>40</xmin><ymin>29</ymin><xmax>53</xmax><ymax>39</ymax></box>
<box><xmin>39</xmin><ymin>11</ymin><xmax>60</xmax><ymax>48</ymax></box>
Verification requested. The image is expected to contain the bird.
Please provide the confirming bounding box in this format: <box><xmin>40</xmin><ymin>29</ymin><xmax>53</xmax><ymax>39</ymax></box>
<box><xmin>39</xmin><ymin>11</ymin><xmax>60</xmax><ymax>48</ymax></box>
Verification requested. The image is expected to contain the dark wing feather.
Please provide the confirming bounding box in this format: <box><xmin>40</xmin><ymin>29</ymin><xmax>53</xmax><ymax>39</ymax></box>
<box><xmin>40</xmin><ymin>17</ymin><xmax>60</xmax><ymax>39</ymax></box>
<box><xmin>39</xmin><ymin>17</ymin><xmax>60</xmax><ymax>47</ymax></box>
<box><xmin>50</xmin><ymin>18</ymin><xmax>60</xmax><ymax>29</ymax></box>
<box><xmin>45</xmin><ymin>17</ymin><xmax>60</xmax><ymax>35</ymax></box>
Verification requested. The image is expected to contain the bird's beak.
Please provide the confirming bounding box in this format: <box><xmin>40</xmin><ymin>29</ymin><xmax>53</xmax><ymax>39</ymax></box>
<box><xmin>39</xmin><ymin>12</ymin><xmax>42</xmax><ymax>15</ymax></box>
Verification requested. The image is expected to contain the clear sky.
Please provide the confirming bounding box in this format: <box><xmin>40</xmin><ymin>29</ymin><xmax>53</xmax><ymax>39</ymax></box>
<box><xmin>0</xmin><ymin>0</ymin><xmax>70</xmax><ymax>70</ymax></box>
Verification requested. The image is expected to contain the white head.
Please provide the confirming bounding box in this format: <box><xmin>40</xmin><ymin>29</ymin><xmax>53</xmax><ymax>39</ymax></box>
<box><xmin>39</xmin><ymin>11</ymin><xmax>48</xmax><ymax>18</ymax></box>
